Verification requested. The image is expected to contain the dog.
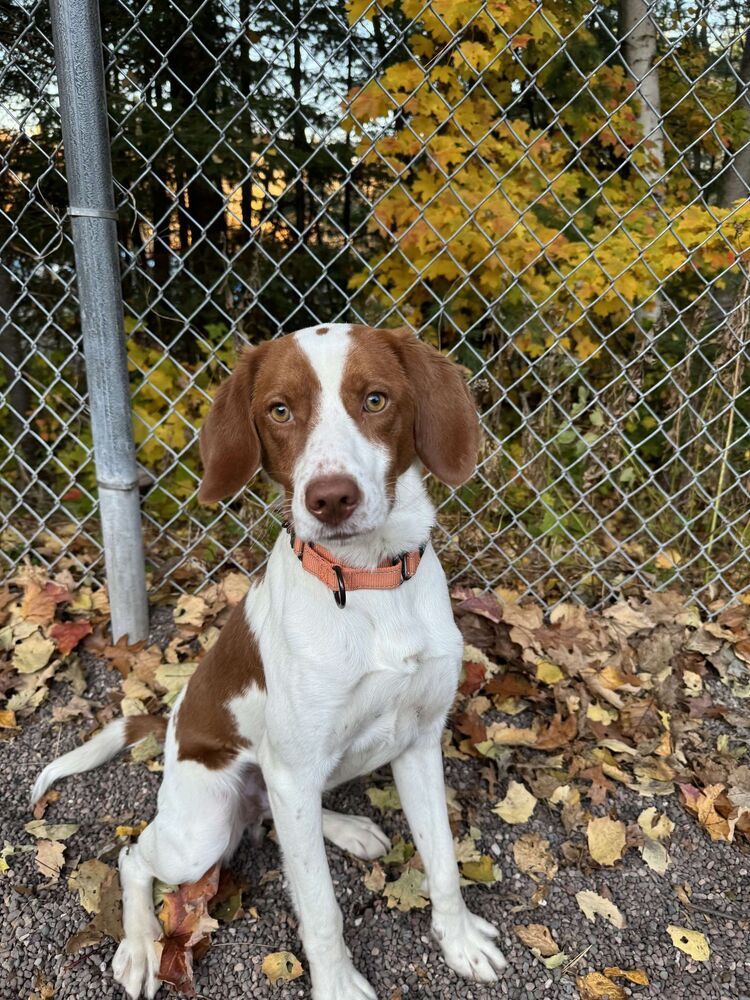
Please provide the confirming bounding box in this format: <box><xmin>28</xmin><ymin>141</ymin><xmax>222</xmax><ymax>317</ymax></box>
<box><xmin>32</xmin><ymin>323</ymin><xmax>508</xmax><ymax>999</ymax></box>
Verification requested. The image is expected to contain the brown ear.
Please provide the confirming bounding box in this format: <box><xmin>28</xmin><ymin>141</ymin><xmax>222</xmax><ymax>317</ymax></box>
<box><xmin>385</xmin><ymin>328</ymin><xmax>481</xmax><ymax>486</ymax></box>
<box><xmin>198</xmin><ymin>347</ymin><xmax>262</xmax><ymax>504</ymax></box>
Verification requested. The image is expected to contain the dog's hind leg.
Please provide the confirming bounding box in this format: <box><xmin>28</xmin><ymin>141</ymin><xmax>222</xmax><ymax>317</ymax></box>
<box><xmin>322</xmin><ymin>808</ymin><xmax>391</xmax><ymax>860</ymax></box>
<box><xmin>113</xmin><ymin>764</ymin><xmax>245</xmax><ymax>1000</ymax></box>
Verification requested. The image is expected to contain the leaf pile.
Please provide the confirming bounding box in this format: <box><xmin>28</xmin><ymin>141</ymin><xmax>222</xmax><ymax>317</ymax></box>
<box><xmin>451</xmin><ymin>587</ymin><xmax>750</xmax><ymax>847</ymax></box>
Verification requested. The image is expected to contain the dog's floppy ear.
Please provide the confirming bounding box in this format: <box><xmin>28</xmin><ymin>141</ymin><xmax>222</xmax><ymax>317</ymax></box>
<box><xmin>198</xmin><ymin>347</ymin><xmax>262</xmax><ymax>504</ymax></box>
<box><xmin>385</xmin><ymin>327</ymin><xmax>480</xmax><ymax>486</ymax></box>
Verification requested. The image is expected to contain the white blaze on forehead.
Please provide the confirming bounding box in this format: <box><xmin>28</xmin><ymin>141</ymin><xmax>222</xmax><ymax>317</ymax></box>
<box><xmin>291</xmin><ymin>324</ymin><xmax>391</xmax><ymax>540</ymax></box>
<box><xmin>294</xmin><ymin>324</ymin><xmax>354</xmax><ymax>403</ymax></box>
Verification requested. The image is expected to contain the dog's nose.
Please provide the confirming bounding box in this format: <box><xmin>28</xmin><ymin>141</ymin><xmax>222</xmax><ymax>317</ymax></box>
<box><xmin>305</xmin><ymin>475</ymin><xmax>361</xmax><ymax>526</ymax></box>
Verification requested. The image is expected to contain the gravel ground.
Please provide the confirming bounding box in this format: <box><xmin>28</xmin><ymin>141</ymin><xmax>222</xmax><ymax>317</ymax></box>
<box><xmin>2</xmin><ymin>630</ymin><xmax>750</xmax><ymax>999</ymax></box>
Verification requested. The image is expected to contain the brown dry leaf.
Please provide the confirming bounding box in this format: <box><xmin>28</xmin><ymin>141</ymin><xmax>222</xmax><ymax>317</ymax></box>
<box><xmin>577</xmin><ymin>971</ymin><xmax>626</xmax><ymax>999</ymax></box>
<box><xmin>494</xmin><ymin>781</ymin><xmax>537</xmax><ymax>825</ymax></box>
<box><xmin>637</xmin><ymin>807</ymin><xmax>674</xmax><ymax>842</ymax></box>
<box><xmin>587</xmin><ymin>816</ymin><xmax>626</xmax><ymax>866</ymax></box>
<box><xmin>20</xmin><ymin>581</ymin><xmax>59</xmax><ymax>625</ymax></box>
<box><xmin>513</xmin><ymin>923</ymin><xmax>559</xmax><ymax>957</ymax></box>
<box><xmin>575</xmin><ymin>889</ymin><xmax>626</xmax><ymax>929</ymax></box>
<box><xmin>512</xmin><ymin>832</ymin><xmax>558</xmax><ymax>881</ymax></box>
<box><xmin>25</xmin><ymin>820</ymin><xmax>78</xmax><ymax>841</ymax></box>
<box><xmin>679</xmin><ymin>784</ymin><xmax>733</xmax><ymax>842</ymax></box>
<box><xmin>35</xmin><ymin>840</ymin><xmax>65</xmax><ymax>881</ymax></box>
<box><xmin>0</xmin><ymin>708</ymin><xmax>17</xmax><ymax>728</ymax></box>
<box><xmin>158</xmin><ymin>864</ymin><xmax>220</xmax><ymax>994</ymax></box>
<box><xmin>68</xmin><ymin>859</ymin><xmax>114</xmax><ymax>914</ymax></box>
<box><xmin>261</xmin><ymin>951</ymin><xmax>304</xmax><ymax>985</ymax></box>
<box><xmin>28</xmin><ymin>971</ymin><xmax>55</xmax><ymax>1000</ymax></box>
<box><xmin>604</xmin><ymin>967</ymin><xmax>649</xmax><ymax>986</ymax></box>
<box><xmin>667</xmin><ymin>926</ymin><xmax>710</xmax><ymax>962</ymax></box>
<box><xmin>51</xmin><ymin>695</ymin><xmax>95</xmax><ymax>724</ymax></box>
<box><xmin>172</xmin><ymin>594</ymin><xmax>208</xmax><ymax>629</ymax></box>
<box><xmin>13</xmin><ymin>632</ymin><xmax>55</xmax><ymax>674</ymax></box>
<box><xmin>49</xmin><ymin>619</ymin><xmax>92</xmax><ymax>656</ymax></box>
<box><xmin>364</xmin><ymin>862</ymin><xmax>386</xmax><ymax>893</ymax></box>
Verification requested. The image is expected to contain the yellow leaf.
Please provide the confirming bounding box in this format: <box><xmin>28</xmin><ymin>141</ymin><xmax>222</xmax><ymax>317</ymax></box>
<box><xmin>667</xmin><ymin>926</ymin><xmax>710</xmax><ymax>962</ymax></box>
<box><xmin>587</xmin><ymin>703</ymin><xmax>618</xmax><ymax>725</ymax></box>
<box><xmin>587</xmin><ymin>816</ymin><xmax>626</xmax><ymax>866</ymax></box>
<box><xmin>261</xmin><ymin>951</ymin><xmax>304</xmax><ymax>985</ymax></box>
<box><xmin>577</xmin><ymin>972</ymin><xmax>626</xmax><ymax>1000</ymax></box>
<box><xmin>637</xmin><ymin>807</ymin><xmax>674</xmax><ymax>842</ymax></box>
<box><xmin>0</xmin><ymin>709</ymin><xmax>17</xmax><ymax>728</ymax></box>
<box><xmin>604</xmin><ymin>967</ymin><xmax>650</xmax><ymax>986</ymax></box>
<box><xmin>460</xmin><ymin>855</ymin><xmax>497</xmax><ymax>883</ymax></box>
<box><xmin>536</xmin><ymin>660</ymin><xmax>564</xmax><ymax>685</ymax></box>
<box><xmin>655</xmin><ymin>547</ymin><xmax>682</xmax><ymax>569</ymax></box>
<box><xmin>494</xmin><ymin>781</ymin><xmax>537</xmax><ymax>825</ymax></box>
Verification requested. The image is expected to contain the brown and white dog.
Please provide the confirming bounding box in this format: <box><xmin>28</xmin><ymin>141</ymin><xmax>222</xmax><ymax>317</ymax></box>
<box><xmin>32</xmin><ymin>324</ymin><xmax>507</xmax><ymax>999</ymax></box>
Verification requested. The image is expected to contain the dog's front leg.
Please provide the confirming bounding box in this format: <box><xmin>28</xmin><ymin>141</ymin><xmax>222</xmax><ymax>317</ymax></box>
<box><xmin>263</xmin><ymin>755</ymin><xmax>378</xmax><ymax>1000</ymax></box>
<box><xmin>392</xmin><ymin>736</ymin><xmax>508</xmax><ymax>982</ymax></box>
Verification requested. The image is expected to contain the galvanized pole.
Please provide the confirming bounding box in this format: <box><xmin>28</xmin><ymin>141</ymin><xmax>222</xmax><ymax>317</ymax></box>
<box><xmin>49</xmin><ymin>0</ymin><xmax>149</xmax><ymax>641</ymax></box>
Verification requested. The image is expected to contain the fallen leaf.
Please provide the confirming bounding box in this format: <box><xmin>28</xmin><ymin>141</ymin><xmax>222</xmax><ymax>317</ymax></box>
<box><xmin>68</xmin><ymin>859</ymin><xmax>114</xmax><ymax>914</ymax></box>
<box><xmin>261</xmin><ymin>951</ymin><xmax>304</xmax><ymax>985</ymax></box>
<box><xmin>383</xmin><ymin>869</ymin><xmax>429</xmax><ymax>911</ymax></box>
<box><xmin>577</xmin><ymin>971</ymin><xmax>626</xmax><ymax>999</ymax></box>
<box><xmin>640</xmin><ymin>838</ymin><xmax>670</xmax><ymax>875</ymax></box>
<box><xmin>381</xmin><ymin>837</ymin><xmax>415</xmax><ymax>866</ymax></box>
<box><xmin>367</xmin><ymin>785</ymin><xmax>401</xmax><ymax>811</ymax></box>
<box><xmin>667</xmin><ymin>925</ymin><xmax>710</xmax><ymax>962</ymax></box>
<box><xmin>460</xmin><ymin>855</ymin><xmax>497</xmax><ymax>883</ymax></box>
<box><xmin>173</xmin><ymin>594</ymin><xmax>208</xmax><ymax>628</ymax></box>
<box><xmin>637</xmin><ymin>807</ymin><xmax>674</xmax><ymax>842</ymax></box>
<box><xmin>494</xmin><ymin>781</ymin><xmax>537</xmax><ymax>825</ymax></box>
<box><xmin>159</xmin><ymin>865</ymin><xmax>220</xmax><ymax>993</ymax></box>
<box><xmin>587</xmin><ymin>816</ymin><xmax>626</xmax><ymax>866</ymax></box>
<box><xmin>0</xmin><ymin>709</ymin><xmax>17</xmax><ymax>728</ymax></box>
<box><xmin>513</xmin><ymin>923</ymin><xmax>559</xmax><ymax>957</ymax></box>
<box><xmin>36</xmin><ymin>839</ymin><xmax>65</xmax><ymax>881</ymax></box>
<box><xmin>49</xmin><ymin>619</ymin><xmax>92</xmax><ymax>656</ymax></box>
<box><xmin>25</xmin><ymin>820</ymin><xmax>79</xmax><ymax>841</ymax></box>
<box><xmin>512</xmin><ymin>832</ymin><xmax>558</xmax><ymax>881</ymax></box>
<box><xmin>13</xmin><ymin>632</ymin><xmax>55</xmax><ymax>673</ymax></box>
<box><xmin>604</xmin><ymin>967</ymin><xmax>649</xmax><ymax>986</ymax></box>
<box><xmin>575</xmin><ymin>889</ymin><xmax>626</xmax><ymax>929</ymax></box>
<box><xmin>364</xmin><ymin>862</ymin><xmax>386</xmax><ymax>893</ymax></box>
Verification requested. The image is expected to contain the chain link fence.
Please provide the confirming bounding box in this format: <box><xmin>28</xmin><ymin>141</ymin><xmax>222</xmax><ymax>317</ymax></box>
<box><xmin>2</xmin><ymin>0</ymin><xmax>750</xmax><ymax>616</ymax></box>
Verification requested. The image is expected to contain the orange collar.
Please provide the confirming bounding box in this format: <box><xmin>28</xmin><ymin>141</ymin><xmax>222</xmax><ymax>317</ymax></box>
<box><xmin>290</xmin><ymin>533</ymin><xmax>424</xmax><ymax>608</ymax></box>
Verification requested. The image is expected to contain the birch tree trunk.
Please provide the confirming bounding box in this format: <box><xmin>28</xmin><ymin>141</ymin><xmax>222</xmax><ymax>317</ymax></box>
<box><xmin>620</xmin><ymin>0</ymin><xmax>665</xmax><ymax>183</ymax></box>
<box><xmin>620</xmin><ymin>0</ymin><xmax>664</xmax><ymax>331</ymax></box>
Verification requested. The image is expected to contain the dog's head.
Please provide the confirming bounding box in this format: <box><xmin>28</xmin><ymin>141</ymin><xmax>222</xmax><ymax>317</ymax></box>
<box><xmin>198</xmin><ymin>324</ymin><xmax>480</xmax><ymax>544</ymax></box>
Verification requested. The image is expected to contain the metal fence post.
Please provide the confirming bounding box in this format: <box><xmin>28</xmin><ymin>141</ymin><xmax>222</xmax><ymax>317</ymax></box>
<box><xmin>49</xmin><ymin>0</ymin><xmax>149</xmax><ymax>641</ymax></box>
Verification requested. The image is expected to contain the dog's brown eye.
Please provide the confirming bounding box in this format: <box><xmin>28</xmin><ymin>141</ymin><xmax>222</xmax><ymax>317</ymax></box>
<box><xmin>364</xmin><ymin>392</ymin><xmax>387</xmax><ymax>413</ymax></box>
<box><xmin>269</xmin><ymin>403</ymin><xmax>291</xmax><ymax>423</ymax></box>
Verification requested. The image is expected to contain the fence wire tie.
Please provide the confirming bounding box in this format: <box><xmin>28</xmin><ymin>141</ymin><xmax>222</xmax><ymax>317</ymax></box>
<box><xmin>68</xmin><ymin>205</ymin><xmax>119</xmax><ymax>221</ymax></box>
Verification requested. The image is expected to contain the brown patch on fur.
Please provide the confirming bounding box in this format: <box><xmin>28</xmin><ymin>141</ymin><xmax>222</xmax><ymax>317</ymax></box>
<box><xmin>345</xmin><ymin>325</ymin><xmax>480</xmax><ymax>487</ymax></box>
<box><xmin>176</xmin><ymin>599</ymin><xmax>265</xmax><ymax>770</ymax></box>
<box><xmin>316</xmin><ymin>326</ymin><xmax>329</xmax><ymax>335</ymax></box>
<box><xmin>198</xmin><ymin>337</ymin><xmax>321</xmax><ymax>504</ymax></box>
<box><xmin>342</xmin><ymin>327</ymin><xmax>417</xmax><ymax>497</ymax></box>
<box><xmin>124</xmin><ymin>715</ymin><xmax>168</xmax><ymax>745</ymax></box>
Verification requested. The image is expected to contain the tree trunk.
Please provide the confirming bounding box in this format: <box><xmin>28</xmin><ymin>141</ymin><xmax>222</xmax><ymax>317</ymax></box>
<box><xmin>719</xmin><ymin>28</ymin><xmax>750</xmax><ymax>207</ymax></box>
<box><xmin>620</xmin><ymin>0</ymin><xmax>664</xmax><ymax>184</ymax></box>
<box><xmin>291</xmin><ymin>0</ymin><xmax>307</xmax><ymax>242</ymax></box>
<box><xmin>0</xmin><ymin>266</ymin><xmax>32</xmax><ymax>468</ymax></box>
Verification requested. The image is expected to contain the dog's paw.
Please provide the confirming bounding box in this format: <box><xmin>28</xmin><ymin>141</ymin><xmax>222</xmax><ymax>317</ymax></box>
<box><xmin>112</xmin><ymin>934</ymin><xmax>162</xmax><ymax>999</ymax></box>
<box><xmin>312</xmin><ymin>959</ymin><xmax>378</xmax><ymax>1000</ymax></box>
<box><xmin>324</xmin><ymin>812</ymin><xmax>391</xmax><ymax>861</ymax></box>
<box><xmin>432</xmin><ymin>907</ymin><xmax>507</xmax><ymax>983</ymax></box>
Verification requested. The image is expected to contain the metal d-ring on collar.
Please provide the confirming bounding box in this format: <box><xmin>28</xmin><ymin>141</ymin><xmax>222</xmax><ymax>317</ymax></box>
<box><xmin>332</xmin><ymin>565</ymin><xmax>346</xmax><ymax>608</ymax></box>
